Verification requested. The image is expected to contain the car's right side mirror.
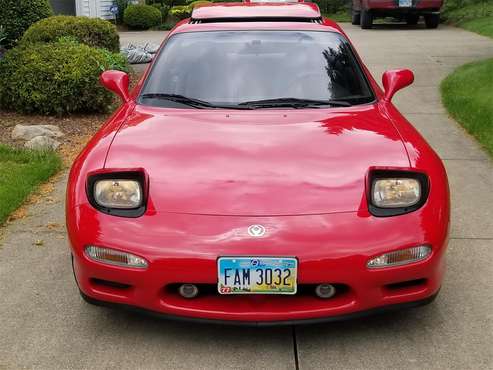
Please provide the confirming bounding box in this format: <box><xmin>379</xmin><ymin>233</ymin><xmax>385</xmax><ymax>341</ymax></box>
<box><xmin>382</xmin><ymin>69</ymin><xmax>414</xmax><ymax>102</ymax></box>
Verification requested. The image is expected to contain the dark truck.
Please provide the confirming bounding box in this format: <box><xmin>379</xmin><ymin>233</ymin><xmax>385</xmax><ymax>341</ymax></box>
<box><xmin>352</xmin><ymin>0</ymin><xmax>443</xmax><ymax>29</ymax></box>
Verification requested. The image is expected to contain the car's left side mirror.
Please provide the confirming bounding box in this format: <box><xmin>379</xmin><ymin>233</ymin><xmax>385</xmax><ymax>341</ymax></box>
<box><xmin>100</xmin><ymin>70</ymin><xmax>131</xmax><ymax>103</ymax></box>
<box><xmin>382</xmin><ymin>69</ymin><xmax>414</xmax><ymax>102</ymax></box>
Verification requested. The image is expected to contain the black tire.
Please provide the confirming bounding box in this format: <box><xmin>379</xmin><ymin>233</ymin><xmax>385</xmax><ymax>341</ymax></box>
<box><xmin>406</xmin><ymin>14</ymin><xmax>419</xmax><ymax>25</ymax></box>
<box><xmin>352</xmin><ymin>10</ymin><xmax>361</xmax><ymax>25</ymax></box>
<box><xmin>424</xmin><ymin>14</ymin><xmax>440</xmax><ymax>29</ymax></box>
<box><xmin>361</xmin><ymin>9</ymin><xmax>373</xmax><ymax>29</ymax></box>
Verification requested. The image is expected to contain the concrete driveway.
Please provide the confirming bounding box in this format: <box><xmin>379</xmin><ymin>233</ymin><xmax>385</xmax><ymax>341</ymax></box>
<box><xmin>1</xmin><ymin>25</ymin><xmax>492</xmax><ymax>369</ymax></box>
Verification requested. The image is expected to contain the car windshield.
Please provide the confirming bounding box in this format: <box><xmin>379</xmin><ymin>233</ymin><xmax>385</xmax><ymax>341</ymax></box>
<box><xmin>139</xmin><ymin>30</ymin><xmax>374</xmax><ymax>109</ymax></box>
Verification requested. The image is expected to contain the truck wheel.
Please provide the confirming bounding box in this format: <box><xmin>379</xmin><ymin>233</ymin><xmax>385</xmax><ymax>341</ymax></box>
<box><xmin>361</xmin><ymin>9</ymin><xmax>373</xmax><ymax>29</ymax></box>
<box><xmin>406</xmin><ymin>14</ymin><xmax>419</xmax><ymax>25</ymax></box>
<box><xmin>352</xmin><ymin>10</ymin><xmax>361</xmax><ymax>25</ymax></box>
<box><xmin>425</xmin><ymin>14</ymin><xmax>440</xmax><ymax>29</ymax></box>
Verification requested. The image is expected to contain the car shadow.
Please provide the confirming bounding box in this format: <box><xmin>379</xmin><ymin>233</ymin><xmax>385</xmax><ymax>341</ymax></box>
<box><xmin>364</xmin><ymin>22</ymin><xmax>432</xmax><ymax>31</ymax></box>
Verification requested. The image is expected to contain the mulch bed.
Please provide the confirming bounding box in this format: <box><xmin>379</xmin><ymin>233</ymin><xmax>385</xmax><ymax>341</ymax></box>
<box><xmin>0</xmin><ymin>111</ymin><xmax>109</xmax><ymax>165</ymax></box>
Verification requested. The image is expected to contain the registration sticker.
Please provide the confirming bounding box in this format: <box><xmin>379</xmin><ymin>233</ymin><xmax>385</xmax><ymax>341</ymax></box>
<box><xmin>217</xmin><ymin>257</ymin><xmax>297</xmax><ymax>295</ymax></box>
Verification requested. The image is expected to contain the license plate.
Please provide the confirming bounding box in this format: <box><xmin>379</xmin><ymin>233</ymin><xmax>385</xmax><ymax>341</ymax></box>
<box><xmin>217</xmin><ymin>257</ymin><xmax>297</xmax><ymax>295</ymax></box>
<box><xmin>399</xmin><ymin>0</ymin><xmax>412</xmax><ymax>7</ymax></box>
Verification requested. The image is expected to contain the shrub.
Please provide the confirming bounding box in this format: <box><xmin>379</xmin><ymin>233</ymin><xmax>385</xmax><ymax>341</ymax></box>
<box><xmin>313</xmin><ymin>0</ymin><xmax>347</xmax><ymax>15</ymax></box>
<box><xmin>21</xmin><ymin>16</ymin><xmax>120</xmax><ymax>52</ymax></box>
<box><xmin>169</xmin><ymin>5</ymin><xmax>192</xmax><ymax>20</ymax></box>
<box><xmin>443</xmin><ymin>0</ymin><xmax>493</xmax><ymax>23</ymax></box>
<box><xmin>0</xmin><ymin>40</ymin><xmax>128</xmax><ymax>115</ymax></box>
<box><xmin>189</xmin><ymin>0</ymin><xmax>212</xmax><ymax>8</ymax></box>
<box><xmin>124</xmin><ymin>4</ymin><xmax>162</xmax><ymax>29</ymax></box>
<box><xmin>0</xmin><ymin>0</ymin><xmax>53</xmax><ymax>48</ymax></box>
<box><xmin>151</xmin><ymin>3</ymin><xmax>170</xmax><ymax>20</ymax></box>
<box><xmin>163</xmin><ymin>0</ymin><xmax>188</xmax><ymax>8</ymax></box>
<box><xmin>0</xmin><ymin>26</ymin><xmax>7</xmax><ymax>47</ymax></box>
<box><xmin>115</xmin><ymin>0</ymin><xmax>129</xmax><ymax>24</ymax></box>
<box><xmin>158</xmin><ymin>20</ymin><xmax>179</xmax><ymax>30</ymax></box>
<box><xmin>168</xmin><ymin>1</ymin><xmax>208</xmax><ymax>19</ymax></box>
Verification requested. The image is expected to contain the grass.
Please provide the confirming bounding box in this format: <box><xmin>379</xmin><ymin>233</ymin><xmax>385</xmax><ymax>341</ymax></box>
<box><xmin>443</xmin><ymin>1</ymin><xmax>493</xmax><ymax>39</ymax></box>
<box><xmin>441</xmin><ymin>58</ymin><xmax>493</xmax><ymax>157</ymax></box>
<box><xmin>0</xmin><ymin>145</ymin><xmax>61</xmax><ymax>225</ymax></box>
<box><xmin>460</xmin><ymin>17</ymin><xmax>493</xmax><ymax>39</ymax></box>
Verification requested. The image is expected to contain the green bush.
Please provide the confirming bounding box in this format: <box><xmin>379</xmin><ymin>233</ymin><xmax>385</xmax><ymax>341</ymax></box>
<box><xmin>0</xmin><ymin>40</ymin><xmax>128</xmax><ymax>115</ymax></box>
<box><xmin>123</xmin><ymin>4</ymin><xmax>162</xmax><ymax>29</ymax></box>
<box><xmin>0</xmin><ymin>0</ymin><xmax>53</xmax><ymax>48</ymax></box>
<box><xmin>443</xmin><ymin>0</ymin><xmax>492</xmax><ymax>23</ymax></box>
<box><xmin>21</xmin><ymin>16</ymin><xmax>120</xmax><ymax>52</ymax></box>
<box><xmin>169</xmin><ymin>5</ymin><xmax>192</xmax><ymax>20</ymax></box>
<box><xmin>0</xmin><ymin>25</ymin><xmax>8</xmax><ymax>47</ymax></box>
<box><xmin>115</xmin><ymin>0</ymin><xmax>129</xmax><ymax>24</ymax></box>
<box><xmin>157</xmin><ymin>20</ymin><xmax>179</xmax><ymax>30</ymax></box>
<box><xmin>162</xmin><ymin>0</ymin><xmax>188</xmax><ymax>8</ymax></box>
<box><xmin>313</xmin><ymin>0</ymin><xmax>348</xmax><ymax>15</ymax></box>
<box><xmin>151</xmin><ymin>3</ymin><xmax>170</xmax><ymax>20</ymax></box>
<box><xmin>189</xmin><ymin>0</ymin><xmax>211</xmax><ymax>8</ymax></box>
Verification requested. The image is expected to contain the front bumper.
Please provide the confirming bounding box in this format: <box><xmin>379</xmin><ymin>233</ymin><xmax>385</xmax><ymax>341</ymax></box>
<box><xmin>79</xmin><ymin>289</ymin><xmax>440</xmax><ymax>327</ymax></box>
<box><xmin>68</xmin><ymin>204</ymin><xmax>448</xmax><ymax>323</ymax></box>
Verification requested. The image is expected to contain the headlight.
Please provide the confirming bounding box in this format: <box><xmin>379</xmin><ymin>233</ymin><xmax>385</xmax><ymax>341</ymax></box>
<box><xmin>87</xmin><ymin>171</ymin><xmax>147</xmax><ymax>217</ymax></box>
<box><xmin>369</xmin><ymin>170</ymin><xmax>429</xmax><ymax>217</ymax></box>
<box><xmin>372</xmin><ymin>178</ymin><xmax>421</xmax><ymax>208</ymax></box>
<box><xmin>94</xmin><ymin>179</ymin><xmax>142</xmax><ymax>209</ymax></box>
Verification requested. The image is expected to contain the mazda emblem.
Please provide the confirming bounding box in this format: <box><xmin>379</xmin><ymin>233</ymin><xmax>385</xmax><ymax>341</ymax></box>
<box><xmin>247</xmin><ymin>224</ymin><xmax>266</xmax><ymax>237</ymax></box>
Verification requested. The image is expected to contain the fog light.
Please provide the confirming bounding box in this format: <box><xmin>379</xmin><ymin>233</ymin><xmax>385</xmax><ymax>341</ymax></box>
<box><xmin>367</xmin><ymin>245</ymin><xmax>431</xmax><ymax>268</ymax></box>
<box><xmin>315</xmin><ymin>284</ymin><xmax>336</xmax><ymax>299</ymax></box>
<box><xmin>85</xmin><ymin>246</ymin><xmax>148</xmax><ymax>268</ymax></box>
<box><xmin>178</xmin><ymin>284</ymin><xmax>199</xmax><ymax>299</ymax></box>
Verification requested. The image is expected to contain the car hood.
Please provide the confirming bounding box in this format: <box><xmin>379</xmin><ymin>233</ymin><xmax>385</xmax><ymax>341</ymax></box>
<box><xmin>105</xmin><ymin>105</ymin><xmax>409</xmax><ymax>216</ymax></box>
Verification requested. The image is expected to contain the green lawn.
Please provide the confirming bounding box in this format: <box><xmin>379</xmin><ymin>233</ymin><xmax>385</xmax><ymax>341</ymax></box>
<box><xmin>0</xmin><ymin>145</ymin><xmax>61</xmax><ymax>225</ymax></box>
<box><xmin>460</xmin><ymin>17</ymin><xmax>493</xmax><ymax>39</ymax></box>
<box><xmin>441</xmin><ymin>58</ymin><xmax>493</xmax><ymax>157</ymax></box>
<box><xmin>443</xmin><ymin>2</ymin><xmax>493</xmax><ymax>39</ymax></box>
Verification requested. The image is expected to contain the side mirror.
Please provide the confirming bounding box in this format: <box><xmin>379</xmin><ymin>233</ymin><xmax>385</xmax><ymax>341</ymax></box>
<box><xmin>382</xmin><ymin>69</ymin><xmax>414</xmax><ymax>102</ymax></box>
<box><xmin>100</xmin><ymin>70</ymin><xmax>130</xmax><ymax>103</ymax></box>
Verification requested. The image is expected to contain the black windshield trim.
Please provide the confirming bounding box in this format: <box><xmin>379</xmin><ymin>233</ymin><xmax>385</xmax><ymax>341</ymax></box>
<box><xmin>138</xmin><ymin>30</ymin><xmax>377</xmax><ymax>110</ymax></box>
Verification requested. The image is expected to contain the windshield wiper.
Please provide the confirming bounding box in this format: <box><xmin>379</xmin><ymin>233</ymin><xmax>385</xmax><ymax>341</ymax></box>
<box><xmin>141</xmin><ymin>93</ymin><xmax>252</xmax><ymax>110</ymax></box>
<box><xmin>238</xmin><ymin>97</ymin><xmax>353</xmax><ymax>109</ymax></box>
<box><xmin>140</xmin><ymin>93</ymin><xmax>219</xmax><ymax>109</ymax></box>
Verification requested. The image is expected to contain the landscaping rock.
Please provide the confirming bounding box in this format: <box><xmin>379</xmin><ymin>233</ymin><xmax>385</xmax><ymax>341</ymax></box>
<box><xmin>12</xmin><ymin>125</ymin><xmax>64</xmax><ymax>141</ymax></box>
<box><xmin>24</xmin><ymin>136</ymin><xmax>61</xmax><ymax>150</ymax></box>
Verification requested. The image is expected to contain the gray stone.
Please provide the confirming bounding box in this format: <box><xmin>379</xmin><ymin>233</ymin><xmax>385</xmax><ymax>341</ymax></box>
<box><xmin>12</xmin><ymin>124</ymin><xmax>64</xmax><ymax>141</ymax></box>
<box><xmin>24</xmin><ymin>135</ymin><xmax>61</xmax><ymax>150</ymax></box>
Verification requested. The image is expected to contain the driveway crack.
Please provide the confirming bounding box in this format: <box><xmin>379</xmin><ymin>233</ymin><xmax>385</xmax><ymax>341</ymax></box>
<box><xmin>292</xmin><ymin>326</ymin><xmax>300</xmax><ymax>370</ymax></box>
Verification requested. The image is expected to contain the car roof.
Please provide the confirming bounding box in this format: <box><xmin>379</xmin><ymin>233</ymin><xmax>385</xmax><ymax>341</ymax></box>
<box><xmin>191</xmin><ymin>2</ymin><xmax>321</xmax><ymax>21</ymax></box>
<box><xmin>167</xmin><ymin>3</ymin><xmax>343</xmax><ymax>35</ymax></box>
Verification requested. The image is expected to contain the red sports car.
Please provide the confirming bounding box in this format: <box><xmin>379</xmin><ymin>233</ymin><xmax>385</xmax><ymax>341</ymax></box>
<box><xmin>67</xmin><ymin>2</ymin><xmax>449</xmax><ymax>325</ymax></box>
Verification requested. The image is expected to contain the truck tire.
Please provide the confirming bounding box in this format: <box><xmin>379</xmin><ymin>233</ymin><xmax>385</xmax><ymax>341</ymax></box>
<box><xmin>425</xmin><ymin>14</ymin><xmax>440</xmax><ymax>29</ymax></box>
<box><xmin>361</xmin><ymin>9</ymin><xmax>373</xmax><ymax>29</ymax></box>
<box><xmin>406</xmin><ymin>14</ymin><xmax>419</xmax><ymax>25</ymax></box>
<box><xmin>352</xmin><ymin>10</ymin><xmax>361</xmax><ymax>25</ymax></box>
